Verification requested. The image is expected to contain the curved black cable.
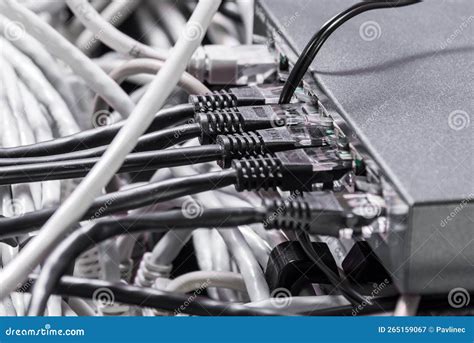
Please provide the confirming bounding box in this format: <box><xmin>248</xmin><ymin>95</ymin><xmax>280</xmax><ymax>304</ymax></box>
<box><xmin>0</xmin><ymin>123</ymin><xmax>201</xmax><ymax>166</ymax></box>
<box><xmin>0</xmin><ymin>145</ymin><xmax>223</xmax><ymax>185</ymax></box>
<box><xmin>0</xmin><ymin>170</ymin><xmax>238</xmax><ymax>237</ymax></box>
<box><xmin>22</xmin><ymin>275</ymin><xmax>288</xmax><ymax>316</ymax></box>
<box><xmin>297</xmin><ymin>230</ymin><xmax>367</xmax><ymax>307</ymax></box>
<box><xmin>279</xmin><ymin>0</ymin><xmax>423</xmax><ymax>104</ymax></box>
<box><xmin>0</xmin><ymin>103</ymin><xmax>194</xmax><ymax>158</ymax></box>
<box><xmin>27</xmin><ymin>208</ymin><xmax>268</xmax><ymax>316</ymax></box>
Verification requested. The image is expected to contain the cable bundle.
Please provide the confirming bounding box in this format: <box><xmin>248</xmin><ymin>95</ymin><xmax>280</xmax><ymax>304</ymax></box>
<box><xmin>0</xmin><ymin>0</ymin><xmax>444</xmax><ymax>321</ymax></box>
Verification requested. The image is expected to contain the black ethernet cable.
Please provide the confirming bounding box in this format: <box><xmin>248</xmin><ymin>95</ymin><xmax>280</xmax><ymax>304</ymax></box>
<box><xmin>0</xmin><ymin>84</ymin><xmax>285</xmax><ymax>159</ymax></box>
<box><xmin>23</xmin><ymin>275</ymin><xmax>287</xmax><ymax>317</ymax></box>
<box><xmin>0</xmin><ymin>123</ymin><xmax>340</xmax><ymax>185</ymax></box>
<box><xmin>0</xmin><ymin>123</ymin><xmax>202</xmax><ymax>166</ymax></box>
<box><xmin>0</xmin><ymin>103</ymin><xmax>195</xmax><ymax>158</ymax></box>
<box><xmin>279</xmin><ymin>0</ymin><xmax>423</xmax><ymax>104</ymax></box>
<box><xmin>189</xmin><ymin>84</ymin><xmax>284</xmax><ymax>112</ymax></box>
<box><xmin>0</xmin><ymin>145</ymin><xmax>223</xmax><ymax>185</ymax></box>
<box><xmin>0</xmin><ymin>170</ymin><xmax>238</xmax><ymax>237</ymax></box>
<box><xmin>0</xmin><ymin>148</ymin><xmax>357</xmax><ymax>237</ymax></box>
<box><xmin>27</xmin><ymin>208</ymin><xmax>268</xmax><ymax>316</ymax></box>
<box><xmin>27</xmin><ymin>190</ymin><xmax>385</xmax><ymax>316</ymax></box>
<box><xmin>0</xmin><ymin>102</ymin><xmax>321</xmax><ymax>165</ymax></box>
<box><xmin>297</xmin><ymin>230</ymin><xmax>366</xmax><ymax>307</ymax></box>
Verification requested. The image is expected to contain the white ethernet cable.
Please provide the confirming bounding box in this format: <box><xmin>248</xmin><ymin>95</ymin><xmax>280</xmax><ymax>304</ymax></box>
<box><xmin>17</xmin><ymin>82</ymin><xmax>62</xmax><ymax>209</ymax></box>
<box><xmin>0</xmin><ymin>38</ymin><xmax>80</xmax><ymax>136</ymax></box>
<box><xmin>0</xmin><ymin>0</ymin><xmax>134</xmax><ymax>117</ymax></box>
<box><xmin>66</xmin><ymin>0</ymin><xmax>169</xmax><ymax>60</ymax></box>
<box><xmin>107</xmin><ymin>58</ymin><xmax>211</xmax><ymax>95</ymax></box>
<box><xmin>76</xmin><ymin>0</ymin><xmax>141</xmax><ymax>55</ymax></box>
<box><xmin>0</xmin><ymin>15</ymin><xmax>85</xmax><ymax>121</ymax></box>
<box><xmin>0</xmin><ymin>0</ymin><xmax>222</xmax><ymax>301</ymax></box>
<box><xmin>0</xmin><ymin>56</ymin><xmax>42</xmax><ymax>209</ymax></box>
<box><xmin>165</xmin><ymin>271</ymin><xmax>247</xmax><ymax>294</ymax></box>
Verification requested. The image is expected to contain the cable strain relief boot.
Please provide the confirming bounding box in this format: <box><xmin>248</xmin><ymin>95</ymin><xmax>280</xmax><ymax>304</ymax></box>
<box><xmin>190</xmin><ymin>90</ymin><xmax>238</xmax><ymax>112</ymax></box>
<box><xmin>263</xmin><ymin>197</ymin><xmax>312</xmax><ymax>232</ymax></box>
<box><xmin>196</xmin><ymin>108</ymin><xmax>242</xmax><ymax>144</ymax></box>
<box><xmin>232</xmin><ymin>154</ymin><xmax>283</xmax><ymax>191</ymax></box>
<box><xmin>263</xmin><ymin>192</ymin><xmax>360</xmax><ymax>237</ymax></box>
<box><xmin>217</xmin><ymin>132</ymin><xmax>265</xmax><ymax>168</ymax></box>
<box><xmin>134</xmin><ymin>252</ymin><xmax>172</xmax><ymax>288</ymax></box>
<box><xmin>189</xmin><ymin>86</ymin><xmax>268</xmax><ymax>112</ymax></box>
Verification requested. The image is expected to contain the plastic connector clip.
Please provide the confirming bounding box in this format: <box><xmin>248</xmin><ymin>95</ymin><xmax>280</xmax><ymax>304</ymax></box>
<box><xmin>188</xmin><ymin>45</ymin><xmax>277</xmax><ymax>85</ymax></box>
<box><xmin>216</xmin><ymin>121</ymin><xmax>336</xmax><ymax>167</ymax></box>
<box><xmin>232</xmin><ymin>146</ymin><xmax>353</xmax><ymax>192</ymax></box>
<box><xmin>189</xmin><ymin>84</ymin><xmax>284</xmax><ymax>112</ymax></box>
<box><xmin>196</xmin><ymin>103</ymin><xmax>329</xmax><ymax>144</ymax></box>
<box><xmin>263</xmin><ymin>192</ymin><xmax>386</xmax><ymax>237</ymax></box>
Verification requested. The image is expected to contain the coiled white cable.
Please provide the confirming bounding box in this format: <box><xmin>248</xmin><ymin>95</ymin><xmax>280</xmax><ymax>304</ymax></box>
<box><xmin>67</xmin><ymin>0</ymin><xmax>169</xmax><ymax>60</ymax></box>
<box><xmin>0</xmin><ymin>0</ymin><xmax>135</xmax><ymax>117</ymax></box>
<box><xmin>76</xmin><ymin>0</ymin><xmax>141</xmax><ymax>55</ymax></box>
<box><xmin>0</xmin><ymin>15</ymin><xmax>85</xmax><ymax>121</ymax></box>
<box><xmin>0</xmin><ymin>0</ymin><xmax>222</xmax><ymax>301</ymax></box>
<box><xmin>0</xmin><ymin>38</ymin><xmax>79</xmax><ymax>136</ymax></box>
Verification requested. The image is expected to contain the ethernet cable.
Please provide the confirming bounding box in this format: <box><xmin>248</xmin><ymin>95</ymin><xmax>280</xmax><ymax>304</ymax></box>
<box><xmin>0</xmin><ymin>124</ymin><xmax>341</xmax><ymax>184</ymax></box>
<box><xmin>92</xmin><ymin>58</ymin><xmax>210</xmax><ymax>113</ymax></box>
<box><xmin>0</xmin><ymin>15</ymin><xmax>84</xmax><ymax>120</ymax></box>
<box><xmin>0</xmin><ymin>38</ymin><xmax>80</xmax><ymax>136</ymax></box>
<box><xmin>25</xmin><ymin>275</ymin><xmax>287</xmax><ymax>316</ymax></box>
<box><xmin>164</xmin><ymin>271</ymin><xmax>247</xmax><ymax>294</ymax></box>
<box><xmin>0</xmin><ymin>145</ymin><xmax>223</xmax><ymax>185</ymax></box>
<box><xmin>0</xmin><ymin>104</ymin><xmax>194</xmax><ymax>158</ymax></box>
<box><xmin>279</xmin><ymin>0</ymin><xmax>423</xmax><ymax>103</ymax></box>
<box><xmin>66</xmin><ymin>0</ymin><xmax>169</xmax><ymax>60</ymax></box>
<box><xmin>0</xmin><ymin>0</ymin><xmax>135</xmax><ymax>117</ymax></box>
<box><xmin>0</xmin><ymin>170</ymin><xmax>237</xmax><ymax>237</ymax></box>
<box><xmin>0</xmin><ymin>123</ymin><xmax>202</xmax><ymax>165</ymax></box>
<box><xmin>27</xmin><ymin>208</ymin><xmax>266</xmax><ymax>315</ymax></box>
<box><xmin>0</xmin><ymin>0</ymin><xmax>222</xmax><ymax>300</ymax></box>
<box><xmin>76</xmin><ymin>0</ymin><xmax>141</xmax><ymax>55</ymax></box>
